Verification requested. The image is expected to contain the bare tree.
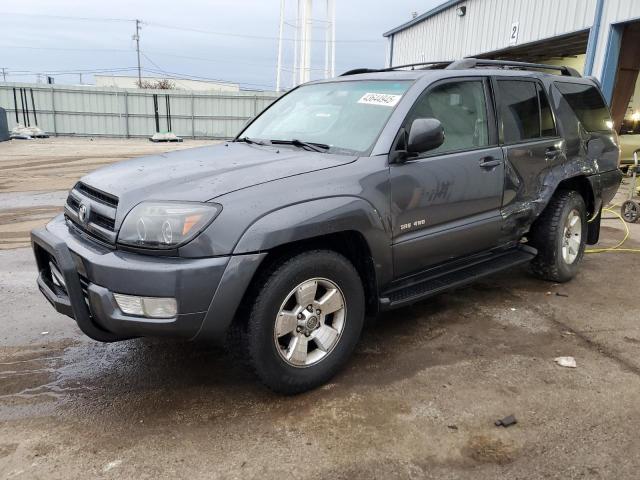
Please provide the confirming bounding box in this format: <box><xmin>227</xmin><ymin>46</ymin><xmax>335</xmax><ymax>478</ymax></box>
<box><xmin>136</xmin><ymin>79</ymin><xmax>176</xmax><ymax>90</ymax></box>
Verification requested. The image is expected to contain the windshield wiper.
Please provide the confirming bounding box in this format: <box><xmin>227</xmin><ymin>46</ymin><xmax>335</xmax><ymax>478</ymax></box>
<box><xmin>270</xmin><ymin>139</ymin><xmax>330</xmax><ymax>153</ymax></box>
<box><xmin>235</xmin><ymin>136</ymin><xmax>267</xmax><ymax>145</ymax></box>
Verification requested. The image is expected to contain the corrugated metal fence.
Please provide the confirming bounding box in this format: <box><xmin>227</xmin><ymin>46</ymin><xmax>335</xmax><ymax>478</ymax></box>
<box><xmin>0</xmin><ymin>82</ymin><xmax>279</xmax><ymax>139</ymax></box>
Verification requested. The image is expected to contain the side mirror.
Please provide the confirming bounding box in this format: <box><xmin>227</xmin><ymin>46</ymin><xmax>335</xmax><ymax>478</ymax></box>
<box><xmin>407</xmin><ymin>118</ymin><xmax>445</xmax><ymax>154</ymax></box>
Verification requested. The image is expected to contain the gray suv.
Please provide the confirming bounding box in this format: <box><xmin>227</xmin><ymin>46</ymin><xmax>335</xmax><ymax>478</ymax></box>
<box><xmin>32</xmin><ymin>59</ymin><xmax>621</xmax><ymax>393</ymax></box>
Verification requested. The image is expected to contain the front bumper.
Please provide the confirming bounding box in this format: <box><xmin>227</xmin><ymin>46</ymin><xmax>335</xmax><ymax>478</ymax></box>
<box><xmin>32</xmin><ymin>215</ymin><xmax>264</xmax><ymax>342</ymax></box>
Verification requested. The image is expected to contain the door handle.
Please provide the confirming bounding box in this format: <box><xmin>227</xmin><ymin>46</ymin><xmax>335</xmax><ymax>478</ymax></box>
<box><xmin>545</xmin><ymin>146</ymin><xmax>560</xmax><ymax>159</ymax></box>
<box><xmin>479</xmin><ymin>157</ymin><xmax>501</xmax><ymax>169</ymax></box>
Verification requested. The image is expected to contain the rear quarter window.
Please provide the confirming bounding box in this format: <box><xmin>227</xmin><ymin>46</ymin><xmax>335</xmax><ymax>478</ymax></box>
<box><xmin>553</xmin><ymin>82</ymin><xmax>612</xmax><ymax>133</ymax></box>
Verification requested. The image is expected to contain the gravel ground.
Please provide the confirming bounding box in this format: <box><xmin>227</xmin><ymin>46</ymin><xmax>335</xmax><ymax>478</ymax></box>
<box><xmin>1</xmin><ymin>137</ymin><xmax>639</xmax><ymax>479</ymax></box>
<box><xmin>0</xmin><ymin>137</ymin><xmax>215</xmax><ymax>249</ymax></box>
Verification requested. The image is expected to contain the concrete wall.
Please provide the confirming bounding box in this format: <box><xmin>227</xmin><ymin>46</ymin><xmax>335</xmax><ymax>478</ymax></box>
<box><xmin>94</xmin><ymin>75</ymin><xmax>240</xmax><ymax>92</ymax></box>
<box><xmin>0</xmin><ymin>82</ymin><xmax>278</xmax><ymax>139</ymax></box>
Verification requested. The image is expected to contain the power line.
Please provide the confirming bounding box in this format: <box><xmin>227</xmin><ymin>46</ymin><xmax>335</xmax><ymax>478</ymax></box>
<box><xmin>4</xmin><ymin>12</ymin><xmax>383</xmax><ymax>43</ymax></box>
<box><xmin>140</xmin><ymin>52</ymin><xmax>168</xmax><ymax>74</ymax></box>
<box><xmin>4</xmin><ymin>12</ymin><xmax>133</xmax><ymax>22</ymax></box>
<box><xmin>7</xmin><ymin>67</ymin><xmax>138</xmax><ymax>75</ymax></box>
<box><xmin>145</xmin><ymin>21</ymin><xmax>384</xmax><ymax>44</ymax></box>
<box><xmin>1</xmin><ymin>44</ymin><xmax>278</xmax><ymax>69</ymax></box>
<box><xmin>0</xmin><ymin>45</ymin><xmax>132</xmax><ymax>53</ymax></box>
<box><xmin>3</xmin><ymin>12</ymin><xmax>383</xmax><ymax>44</ymax></box>
<box><xmin>142</xmin><ymin>67</ymin><xmax>275</xmax><ymax>89</ymax></box>
<box><xmin>0</xmin><ymin>44</ymin><xmax>316</xmax><ymax>68</ymax></box>
<box><xmin>140</xmin><ymin>54</ymin><xmax>275</xmax><ymax>88</ymax></box>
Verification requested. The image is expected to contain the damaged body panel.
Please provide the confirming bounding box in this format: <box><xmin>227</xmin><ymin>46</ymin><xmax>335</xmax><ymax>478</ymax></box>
<box><xmin>497</xmin><ymin>76</ymin><xmax>621</xmax><ymax>245</ymax></box>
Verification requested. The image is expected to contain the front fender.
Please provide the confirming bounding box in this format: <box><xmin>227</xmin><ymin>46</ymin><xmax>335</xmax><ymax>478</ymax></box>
<box><xmin>233</xmin><ymin>196</ymin><xmax>393</xmax><ymax>286</ymax></box>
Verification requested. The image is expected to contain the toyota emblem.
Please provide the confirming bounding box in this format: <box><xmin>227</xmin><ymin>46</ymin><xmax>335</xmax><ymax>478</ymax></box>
<box><xmin>78</xmin><ymin>203</ymin><xmax>89</xmax><ymax>224</ymax></box>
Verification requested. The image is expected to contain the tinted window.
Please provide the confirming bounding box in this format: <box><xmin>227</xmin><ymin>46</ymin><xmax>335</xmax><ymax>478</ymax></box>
<box><xmin>405</xmin><ymin>80</ymin><xmax>489</xmax><ymax>154</ymax></box>
<box><xmin>538</xmin><ymin>84</ymin><xmax>557</xmax><ymax>137</ymax></box>
<box><xmin>554</xmin><ymin>82</ymin><xmax>612</xmax><ymax>132</ymax></box>
<box><xmin>241</xmin><ymin>80</ymin><xmax>412</xmax><ymax>154</ymax></box>
<box><xmin>498</xmin><ymin>80</ymin><xmax>540</xmax><ymax>143</ymax></box>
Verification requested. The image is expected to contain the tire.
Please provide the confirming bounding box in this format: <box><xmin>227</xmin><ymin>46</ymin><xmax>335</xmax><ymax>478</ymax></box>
<box><xmin>528</xmin><ymin>190</ymin><xmax>587</xmax><ymax>283</ymax></box>
<box><xmin>237</xmin><ymin>250</ymin><xmax>365</xmax><ymax>394</ymax></box>
<box><xmin>621</xmin><ymin>200</ymin><xmax>640</xmax><ymax>223</ymax></box>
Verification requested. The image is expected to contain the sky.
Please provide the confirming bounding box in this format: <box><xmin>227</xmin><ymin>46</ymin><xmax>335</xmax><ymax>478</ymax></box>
<box><xmin>1</xmin><ymin>0</ymin><xmax>442</xmax><ymax>90</ymax></box>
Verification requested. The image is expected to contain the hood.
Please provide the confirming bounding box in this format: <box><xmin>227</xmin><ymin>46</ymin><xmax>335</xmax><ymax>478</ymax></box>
<box><xmin>80</xmin><ymin>142</ymin><xmax>358</xmax><ymax>210</ymax></box>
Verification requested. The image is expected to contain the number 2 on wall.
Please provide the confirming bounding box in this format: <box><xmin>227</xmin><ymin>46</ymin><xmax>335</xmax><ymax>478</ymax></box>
<box><xmin>510</xmin><ymin>22</ymin><xmax>519</xmax><ymax>45</ymax></box>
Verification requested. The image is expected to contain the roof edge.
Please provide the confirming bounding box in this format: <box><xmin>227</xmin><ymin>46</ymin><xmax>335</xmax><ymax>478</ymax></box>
<box><xmin>383</xmin><ymin>0</ymin><xmax>465</xmax><ymax>37</ymax></box>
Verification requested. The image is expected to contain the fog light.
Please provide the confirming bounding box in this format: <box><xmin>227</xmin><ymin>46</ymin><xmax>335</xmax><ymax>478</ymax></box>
<box><xmin>113</xmin><ymin>293</ymin><xmax>177</xmax><ymax>318</ymax></box>
<box><xmin>142</xmin><ymin>297</ymin><xmax>177</xmax><ymax>318</ymax></box>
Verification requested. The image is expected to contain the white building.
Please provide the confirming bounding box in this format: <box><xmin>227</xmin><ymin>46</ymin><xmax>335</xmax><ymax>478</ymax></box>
<box><xmin>94</xmin><ymin>75</ymin><xmax>239</xmax><ymax>92</ymax></box>
<box><xmin>383</xmin><ymin>0</ymin><xmax>640</xmax><ymax>135</ymax></box>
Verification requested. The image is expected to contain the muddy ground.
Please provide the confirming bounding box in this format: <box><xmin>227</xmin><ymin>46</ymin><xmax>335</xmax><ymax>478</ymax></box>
<box><xmin>0</xmin><ymin>138</ymin><xmax>213</xmax><ymax>249</ymax></box>
<box><xmin>1</xmin><ymin>138</ymin><xmax>640</xmax><ymax>479</ymax></box>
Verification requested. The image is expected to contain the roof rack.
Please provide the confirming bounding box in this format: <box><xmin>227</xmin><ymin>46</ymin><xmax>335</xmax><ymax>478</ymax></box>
<box><xmin>446</xmin><ymin>58</ymin><xmax>582</xmax><ymax>77</ymax></box>
<box><xmin>341</xmin><ymin>58</ymin><xmax>581</xmax><ymax>78</ymax></box>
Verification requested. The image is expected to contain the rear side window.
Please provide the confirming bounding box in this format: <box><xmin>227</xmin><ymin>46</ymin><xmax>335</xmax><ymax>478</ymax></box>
<box><xmin>554</xmin><ymin>82</ymin><xmax>611</xmax><ymax>132</ymax></box>
<box><xmin>498</xmin><ymin>80</ymin><xmax>540</xmax><ymax>143</ymax></box>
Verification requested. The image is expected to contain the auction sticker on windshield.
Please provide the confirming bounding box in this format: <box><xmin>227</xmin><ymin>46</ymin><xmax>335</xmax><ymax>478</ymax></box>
<box><xmin>358</xmin><ymin>92</ymin><xmax>402</xmax><ymax>107</ymax></box>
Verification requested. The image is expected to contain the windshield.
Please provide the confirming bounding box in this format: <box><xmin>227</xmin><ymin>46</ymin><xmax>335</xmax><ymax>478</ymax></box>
<box><xmin>240</xmin><ymin>80</ymin><xmax>412</xmax><ymax>154</ymax></box>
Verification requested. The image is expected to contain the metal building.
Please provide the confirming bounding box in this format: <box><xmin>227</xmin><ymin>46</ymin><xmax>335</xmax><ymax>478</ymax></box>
<box><xmin>383</xmin><ymin>0</ymin><xmax>640</xmax><ymax>158</ymax></box>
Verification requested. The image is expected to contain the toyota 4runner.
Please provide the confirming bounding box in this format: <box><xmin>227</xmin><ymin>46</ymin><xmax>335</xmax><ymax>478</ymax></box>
<box><xmin>32</xmin><ymin>59</ymin><xmax>622</xmax><ymax>393</ymax></box>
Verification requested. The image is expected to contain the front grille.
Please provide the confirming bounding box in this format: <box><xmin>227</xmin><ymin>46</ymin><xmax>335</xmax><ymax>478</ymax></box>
<box><xmin>67</xmin><ymin>196</ymin><xmax>80</xmax><ymax>210</ymax></box>
<box><xmin>76</xmin><ymin>182</ymin><xmax>119</xmax><ymax>208</ymax></box>
<box><xmin>65</xmin><ymin>183</ymin><xmax>119</xmax><ymax>245</ymax></box>
<box><xmin>92</xmin><ymin>212</ymin><xmax>116</xmax><ymax>231</ymax></box>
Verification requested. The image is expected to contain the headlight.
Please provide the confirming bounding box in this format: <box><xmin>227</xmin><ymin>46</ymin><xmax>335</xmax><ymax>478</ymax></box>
<box><xmin>118</xmin><ymin>202</ymin><xmax>222</xmax><ymax>249</ymax></box>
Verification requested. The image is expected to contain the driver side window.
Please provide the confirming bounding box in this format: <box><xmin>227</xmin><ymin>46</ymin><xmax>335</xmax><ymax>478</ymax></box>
<box><xmin>405</xmin><ymin>80</ymin><xmax>490</xmax><ymax>155</ymax></box>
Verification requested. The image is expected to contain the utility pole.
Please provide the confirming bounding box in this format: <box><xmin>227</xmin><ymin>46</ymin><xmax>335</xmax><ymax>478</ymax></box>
<box><xmin>1</xmin><ymin>68</ymin><xmax>6</xmax><ymax>82</ymax></box>
<box><xmin>133</xmin><ymin>19</ymin><xmax>142</xmax><ymax>87</ymax></box>
<box><xmin>79</xmin><ymin>73</ymin><xmax>83</xmax><ymax>84</ymax></box>
<box><xmin>276</xmin><ymin>0</ymin><xmax>285</xmax><ymax>92</ymax></box>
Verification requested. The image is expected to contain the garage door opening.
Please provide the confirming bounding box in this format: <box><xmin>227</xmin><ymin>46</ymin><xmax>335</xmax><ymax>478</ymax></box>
<box><xmin>608</xmin><ymin>21</ymin><xmax>640</xmax><ymax>167</ymax></box>
<box><xmin>476</xmin><ymin>29</ymin><xmax>589</xmax><ymax>75</ymax></box>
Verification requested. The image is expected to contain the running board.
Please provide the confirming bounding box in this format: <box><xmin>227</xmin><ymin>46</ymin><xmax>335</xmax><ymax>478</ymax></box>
<box><xmin>379</xmin><ymin>245</ymin><xmax>537</xmax><ymax>310</ymax></box>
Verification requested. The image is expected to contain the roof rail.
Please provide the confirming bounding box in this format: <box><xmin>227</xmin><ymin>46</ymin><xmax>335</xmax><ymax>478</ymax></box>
<box><xmin>341</xmin><ymin>59</ymin><xmax>582</xmax><ymax>78</ymax></box>
<box><xmin>340</xmin><ymin>68</ymin><xmax>383</xmax><ymax>76</ymax></box>
<box><xmin>340</xmin><ymin>61</ymin><xmax>452</xmax><ymax>76</ymax></box>
<box><xmin>446</xmin><ymin>58</ymin><xmax>581</xmax><ymax>77</ymax></box>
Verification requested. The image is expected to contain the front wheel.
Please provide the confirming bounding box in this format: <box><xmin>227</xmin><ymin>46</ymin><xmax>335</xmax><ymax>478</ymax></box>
<box><xmin>528</xmin><ymin>190</ymin><xmax>587</xmax><ymax>283</ymax></box>
<box><xmin>239</xmin><ymin>250</ymin><xmax>365</xmax><ymax>394</ymax></box>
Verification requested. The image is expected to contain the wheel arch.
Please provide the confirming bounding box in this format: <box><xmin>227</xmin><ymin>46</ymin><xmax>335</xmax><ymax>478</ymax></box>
<box><xmin>195</xmin><ymin>198</ymin><xmax>391</xmax><ymax>343</ymax></box>
<box><xmin>554</xmin><ymin>175</ymin><xmax>597</xmax><ymax>217</ymax></box>
<box><xmin>552</xmin><ymin>175</ymin><xmax>600</xmax><ymax>244</ymax></box>
<box><xmin>233</xmin><ymin>196</ymin><xmax>392</xmax><ymax>291</ymax></box>
<box><xmin>244</xmin><ymin>230</ymin><xmax>380</xmax><ymax>318</ymax></box>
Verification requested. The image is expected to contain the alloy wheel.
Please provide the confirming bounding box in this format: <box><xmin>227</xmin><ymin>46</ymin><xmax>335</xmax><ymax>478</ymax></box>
<box><xmin>273</xmin><ymin>277</ymin><xmax>346</xmax><ymax>367</ymax></box>
<box><xmin>561</xmin><ymin>209</ymin><xmax>582</xmax><ymax>264</ymax></box>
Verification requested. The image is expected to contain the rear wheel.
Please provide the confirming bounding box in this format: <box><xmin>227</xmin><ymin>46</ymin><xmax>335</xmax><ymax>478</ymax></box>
<box><xmin>238</xmin><ymin>250</ymin><xmax>365</xmax><ymax>394</ymax></box>
<box><xmin>528</xmin><ymin>190</ymin><xmax>587</xmax><ymax>283</ymax></box>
